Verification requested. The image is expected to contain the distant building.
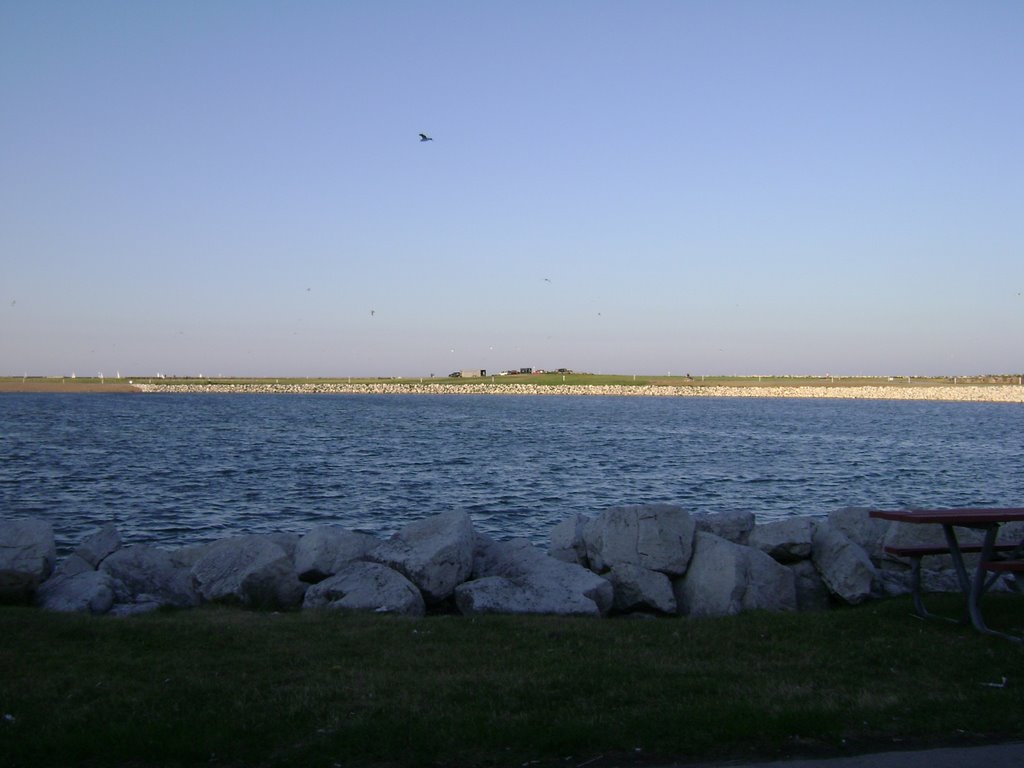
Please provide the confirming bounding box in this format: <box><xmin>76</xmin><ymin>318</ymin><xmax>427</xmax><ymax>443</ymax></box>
<box><xmin>519</xmin><ymin>367</ymin><xmax>533</xmax><ymax>374</ymax></box>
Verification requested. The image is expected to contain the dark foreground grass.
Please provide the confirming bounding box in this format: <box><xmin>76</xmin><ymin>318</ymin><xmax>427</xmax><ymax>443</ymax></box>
<box><xmin>2</xmin><ymin>596</ymin><xmax>1022</xmax><ymax>768</ymax></box>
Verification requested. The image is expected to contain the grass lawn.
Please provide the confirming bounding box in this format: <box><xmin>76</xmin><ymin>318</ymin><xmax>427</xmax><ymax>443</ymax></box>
<box><xmin>2</xmin><ymin>595</ymin><xmax>1023</xmax><ymax>768</ymax></box>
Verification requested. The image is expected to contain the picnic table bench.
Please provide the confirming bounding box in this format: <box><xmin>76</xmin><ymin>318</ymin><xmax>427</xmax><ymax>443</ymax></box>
<box><xmin>870</xmin><ymin>508</ymin><xmax>1024</xmax><ymax>642</ymax></box>
<box><xmin>882</xmin><ymin>542</ymin><xmax>1021</xmax><ymax>622</ymax></box>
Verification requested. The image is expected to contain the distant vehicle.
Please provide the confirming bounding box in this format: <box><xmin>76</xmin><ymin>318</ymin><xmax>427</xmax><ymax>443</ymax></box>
<box><xmin>519</xmin><ymin>367</ymin><xmax>533</xmax><ymax>374</ymax></box>
<box><xmin>449</xmin><ymin>371</ymin><xmax>462</xmax><ymax>378</ymax></box>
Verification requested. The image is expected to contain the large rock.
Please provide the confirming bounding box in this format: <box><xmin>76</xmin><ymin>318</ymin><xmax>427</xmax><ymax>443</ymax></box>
<box><xmin>749</xmin><ymin>518</ymin><xmax>817</xmax><ymax>563</ymax></box>
<box><xmin>37</xmin><ymin>570</ymin><xmax>116</xmax><ymax>614</ymax></box>
<box><xmin>548</xmin><ymin>514</ymin><xmax>590</xmax><ymax>565</ymax></box>
<box><xmin>455</xmin><ymin>536</ymin><xmax>613</xmax><ymax>616</ymax></box>
<box><xmin>169</xmin><ymin>542</ymin><xmax>212</xmax><ymax>569</ymax></box>
<box><xmin>693</xmin><ymin>511</ymin><xmax>755</xmax><ymax>544</ymax></box>
<box><xmin>673</xmin><ymin>532</ymin><xmax>797</xmax><ymax>617</ymax></box>
<box><xmin>74</xmin><ymin>524</ymin><xmax>122</xmax><ymax>568</ymax></box>
<box><xmin>605</xmin><ymin>563</ymin><xmax>676</xmax><ymax>614</ymax></box>
<box><xmin>100</xmin><ymin>545</ymin><xmax>198</xmax><ymax>608</ymax></box>
<box><xmin>583</xmin><ymin>504</ymin><xmax>695</xmax><ymax>576</ymax></box>
<box><xmin>191</xmin><ymin>535</ymin><xmax>306</xmax><ymax>609</ymax></box>
<box><xmin>366</xmin><ymin>511</ymin><xmax>475</xmax><ymax>603</ymax></box>
<box><xmin>51</xmin><ymin>554</ymin><xmax>94</xmax><ymax>580</ymax></box>
<box><xmin>265</xmin><ymin>533</ymin><xmax>301</xmax><ymax>562</ymax></box>
<box><xmin>302</xmin><ymin>562</ymin><xmax>425</xmax><ymax>616</ymax></box>
<box><xmin>811</xmin><ymin>523</ymin><xmax>877</xmax><ymax>605</ymax></box>
<box><xmin>828</xmin><ymin>507</ymin><xmax>890</xmax><ymax>560</ymax></box>
<box><xmin>788</xmin><ymin>560</ymin><xmax>832</xmax><ymax>611</ymax></box>
<box><xmin>0</xmin><ymin>518</ymin><xmax>57</xmax><ymax>602</ymax></box>
<box><xmin>294</xmin><ymin>526</ymin><xmax>377</xmax><ymax>583</ymax></box>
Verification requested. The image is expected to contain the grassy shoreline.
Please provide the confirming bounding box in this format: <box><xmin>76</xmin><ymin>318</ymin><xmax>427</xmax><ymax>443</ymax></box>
<box><xmin>2</xmin><ymin>596</ymin><xmax>1023</xmax><ymax>768</ymax></box>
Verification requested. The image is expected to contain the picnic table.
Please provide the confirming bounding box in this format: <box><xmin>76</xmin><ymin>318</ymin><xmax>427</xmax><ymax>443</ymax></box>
<box><xmin>869</xmin><ymin>508</ymin><xmax>1024</xmax><ymax>642</ymax></box>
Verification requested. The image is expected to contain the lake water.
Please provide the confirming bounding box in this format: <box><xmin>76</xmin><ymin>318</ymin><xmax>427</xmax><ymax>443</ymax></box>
<box><xmin>2</xmin><ymin>393</ymin><xmax>1023</xmax><ymax>553</ymax></box>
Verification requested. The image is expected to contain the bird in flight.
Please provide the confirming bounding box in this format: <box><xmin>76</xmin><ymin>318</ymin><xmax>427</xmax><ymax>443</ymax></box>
<box><xmin>370</xmin><ymin>309</ymin><xmax>375</xmax><ymax>317</ymax></box>
<box><xmin>543</xmin><ymin>278</ymin><xmax>551</xmax><ymax>283</ymax></box>
<box><xmin>419</xmin><ymin>133</ymin><xmax>433</xmax><ymax>142</ymax></box>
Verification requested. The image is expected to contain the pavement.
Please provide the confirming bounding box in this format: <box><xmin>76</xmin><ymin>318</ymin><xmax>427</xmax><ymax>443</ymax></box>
<box><xmin>679</xmin><ymin>741</ymin><xmax>1024</xmax><ymax>768</ymax></box>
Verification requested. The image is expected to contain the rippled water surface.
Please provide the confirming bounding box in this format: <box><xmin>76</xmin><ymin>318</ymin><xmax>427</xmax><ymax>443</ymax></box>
<box><xmin>2</xmin><ymin>393</ymin><xmax>1023</xmax><ymax>552</ymax></box>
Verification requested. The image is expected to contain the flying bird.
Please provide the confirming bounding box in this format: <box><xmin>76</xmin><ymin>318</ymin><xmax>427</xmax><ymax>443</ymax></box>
<box><xmin>370</xmin><ymin>309</ymin><xmax>375</xmax><ymax>317</ymax></box>
<box><xmin>419</xmin><ymin>133</ymin><xmax>433</xmax><ymax>142</ymax></box>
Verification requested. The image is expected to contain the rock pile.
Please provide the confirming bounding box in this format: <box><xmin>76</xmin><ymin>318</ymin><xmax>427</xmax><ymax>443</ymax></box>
<box><xmin>2</xmin><ymin>507</ymin><xmax>1019</xmax><ymax>618</ymax></box>
<box><xmin>133</xmin><ymin>381</ymin><xmax>1024</xmax><ymax>403</ymax></box>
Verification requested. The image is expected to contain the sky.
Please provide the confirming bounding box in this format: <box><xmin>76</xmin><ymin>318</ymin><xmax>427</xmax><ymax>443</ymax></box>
<box><xmin>2</xmin><ymin>1</ymin><xmax>1022</xmax><ymax>378</ymax></box>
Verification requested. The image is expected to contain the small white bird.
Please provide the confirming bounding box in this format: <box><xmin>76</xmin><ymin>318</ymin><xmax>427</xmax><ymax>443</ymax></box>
<box><xmin>419</xmin><ymin>133</ymin><xmax>433</xmax><ymax>142</ymax></box>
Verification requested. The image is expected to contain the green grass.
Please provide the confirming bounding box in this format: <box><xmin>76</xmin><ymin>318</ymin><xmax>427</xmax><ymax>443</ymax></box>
<box><xmin>2</xmin><ymin>596</ymin><xmax>1023</xmax><ymax>767</ymax></box>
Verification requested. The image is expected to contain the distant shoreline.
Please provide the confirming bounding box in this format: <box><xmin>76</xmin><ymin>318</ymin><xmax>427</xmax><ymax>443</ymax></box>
<box><xmin>4</xmin><ymin>379</ymin><xmax>1023</xmax><ymax>403</ymax></box>
<box><xmin>0</xmin><ymin>380</ymin><xmax>141</xmax><ymax>394</ymax></box>
<box><xmin>131</xmin><ymin>381</ymin><xmax>1024</xmax><ymax>403</ymax></box>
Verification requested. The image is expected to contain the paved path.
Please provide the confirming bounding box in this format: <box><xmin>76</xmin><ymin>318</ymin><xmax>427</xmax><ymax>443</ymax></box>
<box><xmin>681</xmin><ymin>742</ymin><xmax>1024</xmax><ymax>768</ymax></box>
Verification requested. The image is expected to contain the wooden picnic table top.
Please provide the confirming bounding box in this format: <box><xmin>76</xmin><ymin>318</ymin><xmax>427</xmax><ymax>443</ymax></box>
<box><xmin>869</xmin><ymin>508</ymin><xmax>1024</xmax><ymax>525</ymax></box>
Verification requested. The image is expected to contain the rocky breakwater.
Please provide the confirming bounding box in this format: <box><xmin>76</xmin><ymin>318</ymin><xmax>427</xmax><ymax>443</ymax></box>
<box><xmin>5</xmin><ymin>506</ymin><xmax>1020</xmax><ymax>619</ymax></box>
<box><xmin>132</xmin><ymin>382</ymin><xmax>1024</xmax><ymax>403</ymax></box>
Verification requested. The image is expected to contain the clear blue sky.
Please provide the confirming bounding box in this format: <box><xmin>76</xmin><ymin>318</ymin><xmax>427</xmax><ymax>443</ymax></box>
<box><xmin>3</xmin><ymin>1</ymin><xmax>1022</xmax><ymax>378</ymax></box>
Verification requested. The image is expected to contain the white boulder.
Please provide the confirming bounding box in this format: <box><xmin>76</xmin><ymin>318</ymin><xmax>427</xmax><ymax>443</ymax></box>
<box><xmin>0</xmin><ymin>518</ymin><xmax>57</xmax><ymax>601</ymax></box>
<box><xmin>169</xmin><ymin>542</ymin><xmax>211</xmax><ymax>569</ymax></box>
<box><xmin>548</xmin><ymin>514</ymin><xmax>590</xmax><ymax>564</ymax></box>
<box><xmin>37</xmin><ymin>570</ymin><xmax>116</xmax><ymax>614</ymax></box>
<box><xmin>51</xmin><ymin>554</ymin><xmax>94</xmax><ymax>580</ymax></box>
<box><xmin>74</xmin><ymin>523</ymin><xmax>122</xmax><ymax>568</ymax></box>
<box><xmin>190</xmin><ymin>535</ymin><xmax>306</xmax><ymax>609</ymax></box>
<box><xmin>294</xmin><ymin>526</ymin><xmax>377</xmax><ymax>583</ymax></box>
<box><xmin>749</xmin><ymin>517</ymin><xmax>817</xmax><ymax>563</ymax></box>
<box><xmin>673</xmin><ymin>532</ymin><xmax>797</xmax><ymax>617</ymax></box>
<box><xmin>788</xmin><ymin>560</ymin><xmax>832</xmax><ymax>611</ymax></box>
<box><xmin>694</xmin><ymin>511</ymin><xmax>755</xmax><ymax>544</ymax></box>
<box><xmin>605</xmin><ymin>563</ymin><xmax>676</xmax><ymax>614</ymax></box>
<box><xmin>583</xmin><ymin>504</ymin><xmax>695</xmax><ymax>576</ymax></box>
<box><xmin>811</xmin><ymin>522</ymin><xmax>877</xmax><ymax>605</ymax></box>
<box><xmin>100</xmin><ymin>545</ymin><xmax>199</xmax><ymax>608</ymax></box>
<box><xmin>455</xmin><ymin>536</ymin><xmax>613</xmax><ymax>616</ymax></box>
<box><xmin>366</xmin><ymin>511</ymin><xmax>475</xmax><ymax>603</ymax></box>
<box><xmin>302</xmin><ymin>561</ymin><xmax>425</xmax><ymax>616</ymax></box>
<box><xmin>265</xmin><ymin>532</ymin><xmax>301</xmax><ymax>561</ymax></box>
<box><xmin>827</xmin><ymin>507</ymin><xmax>890</xmax><ymax>561</ymax></box>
